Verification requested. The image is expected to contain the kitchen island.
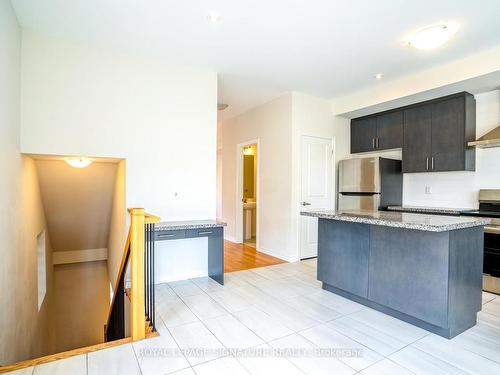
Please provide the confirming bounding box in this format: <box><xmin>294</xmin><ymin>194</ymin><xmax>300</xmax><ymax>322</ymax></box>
<box><xmin>301</xmin><ymin>209</ymin><xmax>490</xmax><ymax>338</ymax></box>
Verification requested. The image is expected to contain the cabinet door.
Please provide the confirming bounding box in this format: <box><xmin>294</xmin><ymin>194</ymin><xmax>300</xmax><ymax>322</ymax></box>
<box><xmin>368</xmin><ymin>226</ymin><xmax>450</xmax><ymax>327</ymax></box>
<box><xmin>431</xmin><ymin>97</ymin><xmax>465</xmax><ymax>172</ymax></box>
<box><xmin>376</xmin><ymin>111</ymin><xmax>403</xmax><ymax>150</ymax></box>
<box><xmin>403</xmin><ymin>105</ymin><xmax>432</xmax><ymax>173</ymax></box>
<box><xmin>318</xmin><ymin>219</ymin><xmax>370</xmax><ymax>298</ymax></box>
<box><xmin>351</xmin><ymin>117</ymin><xmax>376</xmax><ymax>153</ymax></box>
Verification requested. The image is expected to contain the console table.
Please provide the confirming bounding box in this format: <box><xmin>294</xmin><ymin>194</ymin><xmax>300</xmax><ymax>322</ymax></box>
<box><xmin>154</xmin><ymin>220</ymin><xmax>226</xmax><ymax>285</ymax></box>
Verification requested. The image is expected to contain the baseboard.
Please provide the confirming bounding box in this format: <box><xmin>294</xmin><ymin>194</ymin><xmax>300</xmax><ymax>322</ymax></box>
<box><xmin>155</xmin><ymin>271</ymin><xmax>208</xmax><ymax>284</ymax></box>
<box><xmin>224</xmin><ymin>234</ymin><xmax>239</xmax><ymax>243</ymax></box>
<box><xmin>258</xmin><ymin>246</ymin><xmax>297</xmax><ymax>262</ymax></box>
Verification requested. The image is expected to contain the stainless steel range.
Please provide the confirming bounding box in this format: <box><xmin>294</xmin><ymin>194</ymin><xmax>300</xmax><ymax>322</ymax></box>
<box><xmin>463</xmin><ymin>189</ymin><xmax>500</xmax><ymax>294</ymax></box>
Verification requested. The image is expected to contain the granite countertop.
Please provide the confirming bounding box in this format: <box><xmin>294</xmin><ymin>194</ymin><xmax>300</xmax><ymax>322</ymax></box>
<box><xmin>387</xmin><ymin>205</ymin><xmax>477</xmax><ymax>215</ymax></box>
<box><xmin>301</xmin><ymin>209</ymin><xmax>490</xmax><ymax>232</ymax></box>
<box><xmin>156</xmin><ymin>220</ymin><xmax>227</xmax><ymax>231</ymax></box>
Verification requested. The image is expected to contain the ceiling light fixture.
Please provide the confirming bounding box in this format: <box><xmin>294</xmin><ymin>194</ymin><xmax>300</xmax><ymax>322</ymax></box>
<box><xmin>406</xmin><ymin>21</ymin><xmax>459</xmax><ymax>50</ymax></box>
<box><xmin>207</xmin><ymin>13</ymin><xmax>222</xmax><ymax>24</ymax></box>
<box><xmin>374</xmin><ymin>73</ymin><xmax>383</xmax><ymax>80</ymax></box>
<box><xmin>65</xmin><ymin>157</ymin><xmax>93</xmax><ymax>168</ymax></box>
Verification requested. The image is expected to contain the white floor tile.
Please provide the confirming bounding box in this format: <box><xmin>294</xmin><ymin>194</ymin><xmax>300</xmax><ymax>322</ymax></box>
<box><xmin>170</xmin><ymin>321</ymin><xmax>225</xmax><ymax>366</ymax></box>
<box><xmin>268</xmin><ymin>334</ymin><xmax>355</xmax><ymax>375</ymax></box>
<box><xmin>237</xmin><ymin>344</ymin><xmax>304</xmax><ymax>375</ymax></box>
<box><xmin>413</xmin><ymin>334</ymin><xmax>500</xmax><ymax>374</ymax></box>
<box><xmin>252</xmin><ymin>279</ymin><xmax>302</xmax><ymax>299</ymax></box>
<box><xmin>181</xmin><ymin>294</ymin><xmax>229</xmax><ymax>320</ymax></box>
<box><xmin>233</xmin><ymin>306</ymin><xmax>294</xmax><ymax>342</ymax></box>
<box><xmin>482</xmin><ymin>291</ymin><xmax>497</xmax><ymax>305</ymax></box>
<box><xmin>227</xmin><ymin>270</ymin><xmax>268</xmax><ymax>285</ymax></box>
<box><xmin>299</xmin><ymin>323</ymin><xmax>383</xmax><ymax>372</ymax></box>
<box><xmin>304</xmin><ymin>289</ymin><xmax>365</xmax><ymax>315</ymax></box>
<box><xmin>483</xmin><ymin>298</ymin><xmax>500</xmax><ymax>317</ymax></box>
<box><xmin>347</xmin><ymin>308</ymin><xmax>428</xmax><ymax>344</ymax></box>
<box><xmin>193</xmin><ymin>356</ymin><xmax>249</xmax><ymax>375</ymax></box>
<box><xmin>360</xmin><ymin>358</ymin><xmax>414</xmax><ymax>375</ymax></box>
<box><xmin>223</xmin><ymin>273</ymin><xmax>250</xmax><ymax>288</ymax></box>
<box><xmin>284</xmin><ymin>295</ymin><xmax>343</xmax><ymax>322</ymax></box>
<box><xmin>231</xmin><ymin>285</ymin><xmax>275</xmax><ymax>305</ymax></box>
<box><xmin>249</xmin><ymin>267</ymin><xmax>288</xmax><ymax>280</ymax></box>
<box><xmin>171</xmin><ymin>281</ymin><xmax>205</xmax><ymax>297</ymax></box>
<box><xmin>170</xmin><ymin>368</ymin><xmax>196</xmax><ymax>375</ymax></box>
<box><xmin>389</xmin><ymin>345</ymin><xmax>468</xmax><ymax>375</ymax></box>
<box><xmin>88</xmin><ymin>343</ymin><xmax>141</xmax><ymax>375</ymax></box>
<box><xmin>133</xmin><ymin>329</ymin><xmax>190</xmax><ymax>375</ymax></box>
<box><xmin>292</xmin><ymin>271</ymin><xmax>322</xmax><ymax>288</ymax></box>
<box><xmin>478</xmin><ymin>310</ymin><xmax>500</xmax><ymax>329</ymax></box>
<box><xmin>327</xmin><ymin>317</ymin><xmax>408</xmax><ymax>356</ymax></box>
<box><xmin>254</xmin><ymin>298</ymin><xmax>320</xmax><ymax>332</ymax></box>
<box><xmin>191</xmin><ymin>277</ymin><xmax>225</xmax><ymax>293</ymax></box>
<box><xmin>33</xmin><ymin>355</ymin><xmax>86</xmax><ymax>375</ymax></box>
<box><xmin>451</xmin><ymin>329</ymin><xmax>500</xmax><ymax>364</ymax></box>
<box><xmin>158</xmin><ymin>299</ymin><xmax>199</xmax><ymax>328</ymax></box>
<box><xmin>208</xmin><ymin>289</ymin><xmax>253</xmax><ymax>313</ymax></box>
<box><xmin>203</xmin><ymin>315</ymin><xmax>264</xmax><ymax>349</ymax></box>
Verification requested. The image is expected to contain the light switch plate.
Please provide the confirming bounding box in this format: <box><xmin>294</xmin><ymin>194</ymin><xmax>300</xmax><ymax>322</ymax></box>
<box><xmin>425</xmin><ymin>186</ymin><xmax>432</xmax><ymax>194</ymax></box>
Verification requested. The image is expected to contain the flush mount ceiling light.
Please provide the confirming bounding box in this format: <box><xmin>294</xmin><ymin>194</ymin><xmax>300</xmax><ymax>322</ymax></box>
<box><xmin>65</xmin><ymin>157</ymin><xmax>93</xmax><ymax>168</ymax></box>
<box><xmin>207</xmin><ymin>13</ymin><xmax>222</xmax><ymax>23</ymax></box>
<box><xmin>406</xmin><ymin>21</ymin><xmax>459</xmax><ymax>50</ymax></box>
<box><xmin>374</xmin><ymin>73</ymin><xmax>383</xmax><ymax>80</ymax></box>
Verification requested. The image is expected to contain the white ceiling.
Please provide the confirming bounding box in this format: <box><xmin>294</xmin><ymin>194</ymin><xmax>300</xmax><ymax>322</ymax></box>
<box><xmin>11</xmin><ymin>0</ymin><xmax>500</xmax><ymax>120</ymax></box>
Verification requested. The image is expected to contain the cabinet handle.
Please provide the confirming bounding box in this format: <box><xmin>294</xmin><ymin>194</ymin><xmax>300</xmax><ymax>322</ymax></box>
<box><xmin>158</xmin><ymin>233</ymin><xmax>175</xmax><ymax>238</ymax></box>
<box><xmin>372</xmin><ymin>138</ymin><xmax>375</xmax><ymax>149</ymax></box>
<box><xmin>376</xmin><ymin>138</ymin><xmax>379</xmax><ymax>149</ymax></box>
<box><xmin>431</xmin><ymin>157</ymin><xmax>434</xmax><ymax>170</ymax></box>
<box><xmin>426</xmin><ymin>157</ymin><xmax>429</xmax><ymax>170</ymax></box>
<box><xmin>198</xmin><ymin>231</ymin><xmax>213</xmax><ymax>235</ymax></box>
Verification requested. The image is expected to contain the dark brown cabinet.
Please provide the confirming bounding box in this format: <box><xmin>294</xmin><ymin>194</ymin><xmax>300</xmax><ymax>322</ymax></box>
<box><xmin>351</xmin><ymin>117</ymin><xmax>377</xmax><ymax>153</ymax></box>
<box><xmin>403</xmin><ymin>93</ymin><xmax>476</xmax><ymax>173</ymax></box>
<box><xmin>351</xmin><ymin>92</ymin><xmax>476</xmax><ymax>173</ymax></box>
<box><xmin>350</xmin><ymin>111</ymin><xmax>403</xmax><ymax>153</ymax></box>
<box><xmin>403</xmin><ymin>105</ymin><xmax>432</xmax><ymax>173</ymax></box>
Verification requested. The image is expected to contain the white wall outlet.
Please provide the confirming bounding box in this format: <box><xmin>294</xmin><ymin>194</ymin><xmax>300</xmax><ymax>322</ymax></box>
<box><xmin>425</xmin><ymin>186</ymin><xmax>432</xmax><ymax>194</ymax></box>
<box><xmin>172</xmin><ymin>191</ymin><xmax>180</xmax><ymax>200</ymax></box>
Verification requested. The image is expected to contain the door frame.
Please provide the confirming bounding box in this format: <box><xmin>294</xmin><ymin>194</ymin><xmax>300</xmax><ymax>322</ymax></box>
<box><xmin>235</xmin><ymin>139</ymin><xmax>260</xmax><ymax>247</ymax></box>
<box><xmin>297</xmin><ymin>133</ymin><xmax>336</xmax><ymax>260</ymax></box>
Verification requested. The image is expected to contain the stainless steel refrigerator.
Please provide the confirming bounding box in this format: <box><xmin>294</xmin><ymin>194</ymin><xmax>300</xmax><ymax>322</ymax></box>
<box><xmin>338</xmin><ymin>157</ymin><xmax>402</xmax><ymax>211</ymax></box>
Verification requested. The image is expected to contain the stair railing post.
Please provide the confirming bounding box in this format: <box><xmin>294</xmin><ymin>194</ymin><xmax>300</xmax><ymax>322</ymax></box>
<box><xmin>129</xmin><ymin>208</ymin><xmax>146</xmax><ymax>341</ymax></box>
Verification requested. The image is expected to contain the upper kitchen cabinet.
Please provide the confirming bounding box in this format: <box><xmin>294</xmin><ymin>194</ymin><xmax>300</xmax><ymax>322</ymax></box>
<box><xmin>403</xmin><ymin>93</ymin><xmax>476</xmax><ymax>173</ymax></box>
<box><xmin>351</xmin><ymin>117</ymin><xmax>377</xmax><ymax>153</ymax></box>
<box><xmin>351</xmin><ymin>111</ymin><xmax>403</xmax><ymax>153</ymax></box>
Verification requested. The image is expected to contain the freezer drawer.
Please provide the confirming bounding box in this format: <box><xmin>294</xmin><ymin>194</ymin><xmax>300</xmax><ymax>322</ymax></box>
<box><xmin>338</xmin><ymin>194</ymin><xmax>380</xmax><ymax>211</ymax></box>
<box><xmin>339</xmin><ymin>158</ymin><xmax>380</xmax><ymax>193</ymax></box>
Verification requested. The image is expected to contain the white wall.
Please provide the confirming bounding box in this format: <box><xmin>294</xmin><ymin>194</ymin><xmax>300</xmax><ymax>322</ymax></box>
<box><xmin>0</xmin><ymin>3</ymin><xmax>56</xmax><ymax>364</ymax></box>
<box><xmin>220</xmin><ymin>92</ymin><xmax>349</xmax><ymax>262</ymax></box>
<box><xmin>402</xmin><ymin>90</ymin><xmax>500</xmax><ymax>208</ymax></box>
<box><xmin>221</xmin><ymin>94</ymin><xmax>293</xmax><ymax>260</ymax></box>
<box><xmin>20</xmin><ymin>31</ymin><xmax>218</xmax><ymax>281</ymax></box>
<box><xmin>290</xmin><ymin>92</ymin><xmax>349</xmax><ymax>260</ymax></box>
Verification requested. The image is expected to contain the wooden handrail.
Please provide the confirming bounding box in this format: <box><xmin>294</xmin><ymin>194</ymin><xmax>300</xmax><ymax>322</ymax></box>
<box><xmin>106</xmin><ymin>208</ymin><xmax>160</xmax><ymax>342</ymax></box>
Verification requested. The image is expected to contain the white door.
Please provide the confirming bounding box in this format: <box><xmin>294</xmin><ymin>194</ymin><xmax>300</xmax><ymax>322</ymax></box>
<box><xmin>300</xmin><ymin>135</ymin><xmax>333</xmax><ymax>259</ymax></box>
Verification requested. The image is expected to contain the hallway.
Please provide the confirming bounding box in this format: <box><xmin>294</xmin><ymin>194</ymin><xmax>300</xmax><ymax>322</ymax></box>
<box><xmin>224</xmin><ymin>240</ymin><xmax>285</xmax><ymax>272</ymax></box>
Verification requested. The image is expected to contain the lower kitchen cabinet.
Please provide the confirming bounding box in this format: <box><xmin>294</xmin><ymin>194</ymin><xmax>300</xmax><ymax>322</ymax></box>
<box><xmin>317</xmin><ymin>220</ymin><xmax>369</xmax><ymax>298</ymax></box>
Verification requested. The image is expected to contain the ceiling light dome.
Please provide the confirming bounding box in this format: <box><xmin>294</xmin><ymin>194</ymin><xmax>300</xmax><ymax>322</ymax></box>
<box><xmin>65</xmin><ymin>157</ymin><xmax>93</xmax><ymax>168</ymax></box>
<box><xmin>407</xmin><ymin>21</ymin><xmax>459</xmax><ymax>50</ymax></box>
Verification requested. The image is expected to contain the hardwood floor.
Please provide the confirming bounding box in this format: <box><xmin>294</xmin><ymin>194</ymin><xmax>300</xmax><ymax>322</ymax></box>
<box><xmin>224</xmin><ymin>240</ymin><xmax>286</xmax><ymax>272</ymax></box>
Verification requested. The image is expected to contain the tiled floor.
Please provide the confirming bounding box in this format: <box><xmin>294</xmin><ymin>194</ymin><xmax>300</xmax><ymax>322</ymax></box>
<box><xmin>8</xmin><ymin>258</ymin><xmax>500</xmax><ymax>375</ymax></box>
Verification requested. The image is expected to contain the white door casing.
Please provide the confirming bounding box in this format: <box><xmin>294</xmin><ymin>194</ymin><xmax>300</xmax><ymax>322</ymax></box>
<box><xmin>299</xmin><ymin>135</ymin><xmax>334</xmax><ymax>259</ymax></box>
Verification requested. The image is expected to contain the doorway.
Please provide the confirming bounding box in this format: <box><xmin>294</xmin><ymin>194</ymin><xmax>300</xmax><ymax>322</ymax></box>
<box><xmin>241</xmin><ymin>143</ymin><xmax>257</xmax><ymax>247</ymax></box>
<box><xmin>299</xmin><ymin>135</ymin><xmax>335</xmax><ymax>259</ymax></box>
